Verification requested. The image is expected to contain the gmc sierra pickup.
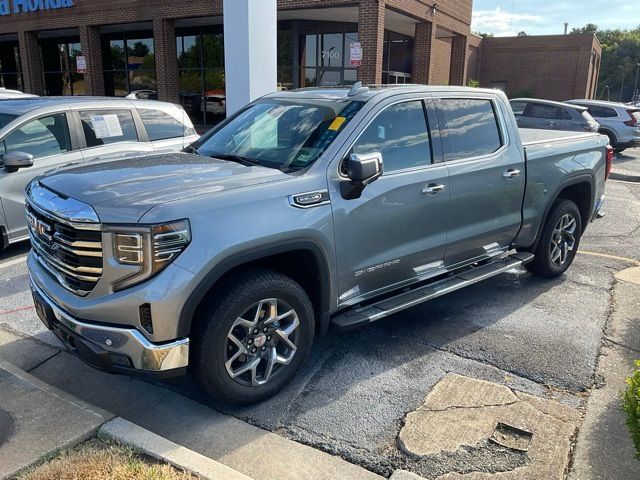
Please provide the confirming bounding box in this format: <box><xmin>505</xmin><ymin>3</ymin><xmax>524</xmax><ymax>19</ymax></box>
<box><xmin>24</xmin><ymin>84</ymin><xmax>612</xmax><ymax>404</ymax></box>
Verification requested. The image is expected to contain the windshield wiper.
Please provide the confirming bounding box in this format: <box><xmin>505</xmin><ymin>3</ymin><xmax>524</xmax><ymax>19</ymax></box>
<box><xmin>208</xmin><ymin>153</ymin><xmax>262</xmax><ymax>167</ymax></box>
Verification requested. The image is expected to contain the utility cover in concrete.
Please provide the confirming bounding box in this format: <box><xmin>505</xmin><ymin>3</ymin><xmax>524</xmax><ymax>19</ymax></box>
<box><xmin>399</xmin><ymin>374</ymin><xmax>581</xmax><ymax>479</ymax></box>
<box><xmin>0</xmin><ymin>362</ymin><xmax>111</xmax><ymax>478</ymax></box>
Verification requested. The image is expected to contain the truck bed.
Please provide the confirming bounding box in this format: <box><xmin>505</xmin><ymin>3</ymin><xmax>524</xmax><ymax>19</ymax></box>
<box><xmin>519</xmin><ymin>128</ymin><xmax>607</xmax><ymax>161</ymax></box>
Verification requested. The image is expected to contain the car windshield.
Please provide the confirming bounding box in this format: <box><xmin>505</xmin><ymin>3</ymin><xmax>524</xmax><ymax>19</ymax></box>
<box><xmin>197</xmin><ymin>98</ymin><xmax>365</xmax><ymax>172</ymax></box>
<box><xmin>0</xmin><ymin>113</ymin><xmax>17</xmax><ymax>130</ymax></box>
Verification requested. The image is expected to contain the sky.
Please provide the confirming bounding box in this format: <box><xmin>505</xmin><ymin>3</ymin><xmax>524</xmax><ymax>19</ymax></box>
<box><xmin>471</xmin><ymin>0</ymin><xmax>640</xmax><ymax>37</ymax></box>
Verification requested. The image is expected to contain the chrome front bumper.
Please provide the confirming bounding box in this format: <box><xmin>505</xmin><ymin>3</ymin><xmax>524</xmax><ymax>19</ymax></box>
<box><xmin>30</xmin><ymin>277</ymin><xmax>189</xmax><ymax>375</ymax></box>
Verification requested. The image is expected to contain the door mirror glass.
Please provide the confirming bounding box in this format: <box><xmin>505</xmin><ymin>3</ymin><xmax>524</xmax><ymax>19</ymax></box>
<box><xmin>3</xmin><ymin>151</ymin><xmax>34</xmax><ymax>172</ymax></box>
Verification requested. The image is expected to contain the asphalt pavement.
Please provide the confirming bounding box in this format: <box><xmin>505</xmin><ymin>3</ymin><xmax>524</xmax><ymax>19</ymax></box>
<box><xmin>1</xmin><ymin>148</ymin><xmax>640</xmax><ymax>478</ymax></box>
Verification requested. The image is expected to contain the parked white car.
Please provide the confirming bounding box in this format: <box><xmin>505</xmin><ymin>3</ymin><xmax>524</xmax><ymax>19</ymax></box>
<box><xmin>567</xmin><ymin>99</ymin><xmax>640</xmax><ymax>152</ymax></box>
<box><xmin>0</xmin><ymin>97</ymin><xmax>199</xmax><ymax>249</ymax></box>
<box><xmin>0</xmin><ymin>88</ymin><xmax>38</xmax><ymax>99</ymax></box>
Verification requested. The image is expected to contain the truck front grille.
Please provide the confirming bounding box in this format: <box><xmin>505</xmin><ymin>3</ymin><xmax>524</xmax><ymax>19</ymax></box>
<box><xmin>27</xmin><ymin>204</ymin><xmax>103</xmax><ymax>296</ymax></box>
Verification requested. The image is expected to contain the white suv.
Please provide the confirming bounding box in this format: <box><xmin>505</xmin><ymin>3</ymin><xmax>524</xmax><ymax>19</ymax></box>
<box><xmin>567</xmin><ymin>99</ymin><xmax>640</xmax><ymax>152</ymax></box>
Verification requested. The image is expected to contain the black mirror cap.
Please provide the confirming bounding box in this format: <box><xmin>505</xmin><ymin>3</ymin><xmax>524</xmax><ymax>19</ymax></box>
<box><xmin>347</xmin><ymin>152</ymin><xmax>383</xmax><ymax>185</ymax></box>
<box><xmin>3</xmin><ymin>151</ymin><xmax>34</xmax><ymax>173</ymax></box>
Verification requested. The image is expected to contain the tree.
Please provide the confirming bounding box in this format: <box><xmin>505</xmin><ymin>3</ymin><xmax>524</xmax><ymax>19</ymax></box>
<box><xmin>517</xmin><ymin>31</ymin><xmax>528</xmax><ymax>37</ymax></box>
<box><xmin>571</xmin><ymin>23</ymin><xmax>598</xmax><ymax>34</ymax></box>
<box><xmin>571</xmin><ymin>24</ymin><xmax>640</xmax><ymax>101</ymax></box>
<box><xmin>473</xmin><ymin>31</ymin><xmax>494</xmax><ymax>38</ymax></box>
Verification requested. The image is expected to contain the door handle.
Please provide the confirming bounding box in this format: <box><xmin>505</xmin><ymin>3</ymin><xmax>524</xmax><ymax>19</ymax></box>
<box><xmin>421</xmin><ymin>183</ymin><xmax>446</xmax><ymax>195</ymax></box>
<box><xmin>502</xmin><ymin>168</ymin><xmax>521</xmax><ymax>179</ymax></box>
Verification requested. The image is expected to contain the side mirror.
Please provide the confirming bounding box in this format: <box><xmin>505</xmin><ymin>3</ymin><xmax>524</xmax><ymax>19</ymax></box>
<box><xmin>3</xmin><ymin>151</ymin><xmax>34</xmax><ymax>173</ymax></box>
<box><xmin>340</xmin><ymin>152</ymin><xmax>383</xmax><ymax>199</ymax></box>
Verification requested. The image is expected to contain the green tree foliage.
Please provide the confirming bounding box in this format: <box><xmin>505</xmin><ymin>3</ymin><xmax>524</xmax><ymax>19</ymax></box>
<box><xmin>571</xmin><ymin>24</ymin><xmax>640</xmax><ymax>101</ymax></box>
<box><xmin>623</xmin><ymin>360</ymin><xmax>640</xmax><ymax>458</ymax></box>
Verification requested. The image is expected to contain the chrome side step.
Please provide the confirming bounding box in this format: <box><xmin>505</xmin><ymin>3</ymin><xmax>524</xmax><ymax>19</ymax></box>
<box><xmin>331</xmin><ymin>252</ymin><xmax>534</xmax><ymax>330</ymax></box>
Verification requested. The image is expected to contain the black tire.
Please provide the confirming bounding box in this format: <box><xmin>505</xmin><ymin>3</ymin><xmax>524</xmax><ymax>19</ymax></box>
<box><xmin>525</xmin><ymin>199</ymin><xmax>582</xmax><ymax>278</ymax></box>
<box><xmin>615</xmin><ymin>148</ymin><xmax>626</xmax><ymax>154</ymax></box>
<box><xmin>601</xmin><ymin>131</ymin><xmax>617</xmax><ymax>149</ymax></box>
<box><xmin>193</xmin><ymin>268</ymin><xmax>315</xmax><ymax>405</ymax></box>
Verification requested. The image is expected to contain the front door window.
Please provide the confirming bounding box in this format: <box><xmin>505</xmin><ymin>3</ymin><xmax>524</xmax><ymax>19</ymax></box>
<box><xmin>3</xmin><ymin>114</ymin><xmax>70</xmax><ymax>160</ymax></box>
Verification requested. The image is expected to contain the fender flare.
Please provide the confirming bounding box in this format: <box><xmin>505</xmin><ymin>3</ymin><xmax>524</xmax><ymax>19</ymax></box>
<box><xmin>177</xmin><ymin>240</ymin><xmax>332</xmax><ymax>337</ymax></box>
<box><xmin>529</xmin><ymin>173</ymin><xmax>595</xmax><ymax>252</ymax></box>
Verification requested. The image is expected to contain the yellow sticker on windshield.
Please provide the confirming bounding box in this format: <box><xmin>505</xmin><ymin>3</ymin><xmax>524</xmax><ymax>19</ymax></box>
<box><xmin>328</xmin><ymin>116</ymin><xmax>347</xmax><ymax>131</ymax></box>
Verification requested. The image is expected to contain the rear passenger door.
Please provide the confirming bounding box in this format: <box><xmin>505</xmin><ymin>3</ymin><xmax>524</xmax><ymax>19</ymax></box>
<box><xmin>137</xmin><ymin>108</ymin><xmax>198</xmax><ymax>151</ymax></box>
<box><xmin>436</xmin><ymin>96</ymin><xmax>525</xmax><ymax>267</ymax></box>
<box><xmin>522</xmin><ymin>102</ymin><xmax>560</xmax><ymax>130</ymax></box>
<box><xmin>75</xmin><ymin>109</ymin><xmax>154</xmax><ymax>161</ymax></box>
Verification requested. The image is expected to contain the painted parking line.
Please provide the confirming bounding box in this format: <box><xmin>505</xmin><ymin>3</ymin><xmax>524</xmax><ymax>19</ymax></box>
<box><xmin>577</xmin><ymin>250</ymin><xmax>640</xmax><ymax>266</ymax></box>
<box><xmin>0</xmin><ymin>256</ymin><xmax>28</xmax><ymax>269</ymax></box>
<box><xmin>0</xmin><ymin>305</ymin><xmax>34</xmax><ymax>316</ymax></box>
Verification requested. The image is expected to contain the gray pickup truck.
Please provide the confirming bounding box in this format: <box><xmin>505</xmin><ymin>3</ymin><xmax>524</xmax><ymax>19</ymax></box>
<box><xmin>25</xmin><ymin>85</ymin><xmax>612</xmax><ymax>404</ymax></box>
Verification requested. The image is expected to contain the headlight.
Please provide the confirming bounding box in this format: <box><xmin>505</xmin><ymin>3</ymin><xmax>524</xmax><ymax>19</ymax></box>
<box><xmin>109</xmin><ymin>219</ymin><xmax>191</xmax><ymax>291</ymax></box>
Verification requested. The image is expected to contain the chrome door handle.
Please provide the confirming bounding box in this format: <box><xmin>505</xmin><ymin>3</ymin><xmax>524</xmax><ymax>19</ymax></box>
<box><xmin>422</xmin><ymin>183</ymin><xmax>446</xmax><ymax>195</ymax></box>
<box><xmin>502</xmin><ymin>169</ymin><xmax>521</xmax><ymax>179</ymax></box>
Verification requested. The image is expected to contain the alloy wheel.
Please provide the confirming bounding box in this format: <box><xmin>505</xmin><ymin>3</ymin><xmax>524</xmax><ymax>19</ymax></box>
<box><xmin>549</xmin><ymin>213</ymin><xmax>577</xmax><ymax>266</ymax></box>
<box><xmin>224</xmin><ymin>298</ymin><xmax>300</xmax><ymax>387</ymax></box>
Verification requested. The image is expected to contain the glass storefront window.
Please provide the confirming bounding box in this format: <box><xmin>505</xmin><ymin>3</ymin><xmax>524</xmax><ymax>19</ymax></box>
<box><xmin>102</xmin><ymin>32</ymin><xmax>156</xmax><ymax>97</ymax></box>
<box><xmin>0</xmin><ymin>41</ymin><xmax>23</xmax><ymax>91</ymax></box>
<box><xmin>40</xmin><ymin>38</ymin><xmax>84</xmax><ymax>96</ymax></box>
<box><xmin>176</xmin><ymin>27</ymin><xmax>225</xmax><ymax>127</ymax></box>
<box><xmin>319</xmin><ymin>33</ymin><xmax>342</xmax><ymax>68</ymax></box>
<box><xmin>382</xmin><ymin>30</ymin><xmax>414</xmax><ymax>84</ymax></box>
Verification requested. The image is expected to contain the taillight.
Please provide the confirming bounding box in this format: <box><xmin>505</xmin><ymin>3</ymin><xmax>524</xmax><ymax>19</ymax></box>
<box><xmin>605</xmin><ymin>145</ymin><xmax>614</xmax><ymax>180</ymax></box>
<box><xmin>624</xmin><ymin>110</ymin><xmax>638</xmax><ymax>127</ymax></box>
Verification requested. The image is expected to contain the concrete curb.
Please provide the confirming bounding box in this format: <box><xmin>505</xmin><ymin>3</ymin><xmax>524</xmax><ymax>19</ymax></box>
<box><xmin>99</xmin><ymin>417</ymin><xmax>255</xmax><ymax>480</ymax></box>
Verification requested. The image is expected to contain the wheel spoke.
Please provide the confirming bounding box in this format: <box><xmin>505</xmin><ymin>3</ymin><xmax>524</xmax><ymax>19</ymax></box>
<box><xmin>229</xmin><ymin>356</ymin><xmax>260</xmax><ymax>379</ymax></box>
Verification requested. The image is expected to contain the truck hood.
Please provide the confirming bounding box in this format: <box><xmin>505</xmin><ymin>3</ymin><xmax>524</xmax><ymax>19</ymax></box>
<box><xmin>37</xmin><ymin>151</ymin><xmax>290</xmax><ymax>223</ymax></box>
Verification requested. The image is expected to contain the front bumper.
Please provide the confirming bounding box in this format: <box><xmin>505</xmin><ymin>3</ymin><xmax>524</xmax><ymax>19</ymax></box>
<box><xmin>31</xmin><ymin>278</ymin><xmax>189</xmax><ymax>381</ymax></box>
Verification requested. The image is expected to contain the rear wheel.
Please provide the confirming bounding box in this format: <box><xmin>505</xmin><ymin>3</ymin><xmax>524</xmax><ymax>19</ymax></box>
<box><xmin>193</xmin><ymin>269</ymin><xmax>315</xmax><ymax>404</ymax></box>
<box><xmin>525</xmin><ymin>199</ymin><xmax>582</xmax><ymax>278</ymax></box>
<box><xmin>601</xmin><ymin>131</ymin><xmax>618</xmax><ymax>150</ymax></box>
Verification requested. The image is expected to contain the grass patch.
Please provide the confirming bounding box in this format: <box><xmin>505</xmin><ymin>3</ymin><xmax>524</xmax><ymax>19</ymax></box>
<box><xmin>17</xmin><ymin>438</ymin><xmax>197</xmax><ymax>480</ymax></box>
<box><xmin>623</xmin><ymin>360</ymin><xmax>640</xmax><ymax>459</ymax></box>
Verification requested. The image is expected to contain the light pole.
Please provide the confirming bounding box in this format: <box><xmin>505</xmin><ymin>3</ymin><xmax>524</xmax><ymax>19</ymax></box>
<box><xmin>634</xmin><ymin>62</ymin><xmax>640</xmax><ymax>102</ymax></box>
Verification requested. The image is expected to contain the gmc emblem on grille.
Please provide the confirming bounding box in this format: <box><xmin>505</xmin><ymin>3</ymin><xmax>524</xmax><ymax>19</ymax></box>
<box><xmin>26</xmin><ymin>211</ymin><xmax>52</xmax><ymax>241</ymax></box>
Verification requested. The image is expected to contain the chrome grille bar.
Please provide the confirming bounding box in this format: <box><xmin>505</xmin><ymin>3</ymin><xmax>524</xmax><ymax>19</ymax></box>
<box><xmin>26</xmin><ymin>182</ymin><xmax>103</xmax><ymax>296</ymax></box>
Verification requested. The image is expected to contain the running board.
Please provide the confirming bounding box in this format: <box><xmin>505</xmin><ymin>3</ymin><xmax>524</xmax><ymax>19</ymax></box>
<box><xmin>332</xmin><ymin>252</ymin><xmax>534</xmax><ymax>330</ymax></box>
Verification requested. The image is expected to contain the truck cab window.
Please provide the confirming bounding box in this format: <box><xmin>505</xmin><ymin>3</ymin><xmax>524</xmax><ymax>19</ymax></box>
<box><xmin>439</xmin><ymin>99</ymin><xmax>502</xmax><ymax>161</ymax></box>
<box><xmin>3</xmin><ymin>114</ymin><xmax>70</xmax><ymax>160</ymax></box>
<box><xmin>352</xmin><ymin>100</ymin><xmax>431</xmax><ymax>173</ymax></box>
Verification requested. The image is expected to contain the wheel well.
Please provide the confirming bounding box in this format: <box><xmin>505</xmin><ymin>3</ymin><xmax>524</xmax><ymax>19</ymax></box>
<box><xmin>0</xmin><ymin>226</ymin><xmax>7</xmax><ymax>251</ymax></box>
<box><xmin>557</xmin><ymin>182</ymin><xmax>592</xmax><ymax>232</ymax></box>
<box><xmin>598</xmin><ymin>128</ymin><xmax>616</xmax><ymax>145</ymax></box>
<box><xmin>187</xmin><ymin>249</ymin><xmax>328</xmax><ymax>337</ymax></box>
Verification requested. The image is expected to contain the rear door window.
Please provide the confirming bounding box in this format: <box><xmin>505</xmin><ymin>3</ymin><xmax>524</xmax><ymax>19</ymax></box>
<box><xmin>139</xmin><ymin>109</ymin><xmax>194</xmax><ymax>141</ymax></box>
<box><xmin>78</xmin><ymin>110</ymin><xmax>138</xmax><ymax>147</ymax></box>
<box><xmin>510</xmin><ymin>101</ymin><xmax>527</xmax><ymax>116</ymax></box>
<box><xmin>525</xmin><ymin>103</ymin><xmax>559</xmax><ymax>119</ymax></box>
<box><xmin>351</xmin><ymin>100</ymin><xmax>432</xmax><ymax>173</ymax></box>
<box><xmin>2</xmin><ymin>113</ymin><xmax>70</xmax><ymax>160</ymax></box>
<box><xmin>438</xmin><ymin>98</ymin><xmax>503</xmax><ymax>161</ymax></box>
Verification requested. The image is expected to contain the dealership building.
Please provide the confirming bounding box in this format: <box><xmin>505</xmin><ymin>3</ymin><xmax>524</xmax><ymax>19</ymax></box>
<box><xmin>0</xmin><ymin>0</ymin><xmax>475</xmax><ymax>125</ymax></box>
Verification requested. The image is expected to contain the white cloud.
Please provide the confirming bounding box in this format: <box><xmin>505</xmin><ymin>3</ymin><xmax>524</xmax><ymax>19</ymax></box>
<box><xmin>472</xmin><ymin>7</ymin><xmax>543</xmax><ymax>36</ymax></box>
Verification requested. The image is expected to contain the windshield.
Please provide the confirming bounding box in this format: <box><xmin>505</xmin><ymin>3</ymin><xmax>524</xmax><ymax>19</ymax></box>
<box><xmin>197</xmin><ymin>98</ymin><xmax>365</xmax><ymax>172</ymax></box>
<box><xmin>0</xmin><ymin>113</ymin><xmax>17</xmax><ymax>130</ymax></box>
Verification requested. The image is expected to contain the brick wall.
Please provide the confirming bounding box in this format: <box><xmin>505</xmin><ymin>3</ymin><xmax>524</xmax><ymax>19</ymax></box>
<box><xmin>357</xmin><ymin>0</ymin><xmax>385</xmax><ymax>84</ymax></box>
<box><xmin>478</xmin><ymin>33</ymin><xmax>602</xmax><ymax>100</ymax></box>
<box><xmin>412</xmin><ymin>21</ymin><xmax>435</xmax><ymax>84</ymax></box>
<box><xmin>431</xmin><ymin>37</ymin><xmax>451</xmax><ymax>85</ymax></box>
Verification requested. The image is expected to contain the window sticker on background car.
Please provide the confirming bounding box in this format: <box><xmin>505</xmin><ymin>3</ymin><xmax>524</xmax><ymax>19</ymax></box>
<box><xmin>378</xmin><ymin>125</ymin><xmax>386</xmax><ymax>139</ymax></box>
<box><xmin>90</xmin><ymin>114</ymin><xmax>123</xmax><ymax>138</ymax></box>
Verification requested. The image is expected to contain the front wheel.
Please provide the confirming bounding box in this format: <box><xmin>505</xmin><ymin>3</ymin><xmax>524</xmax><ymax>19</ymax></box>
<box><xmin>193</xmin><ymin>269</ymin><xmax>315</xmax><ymax>404</ymax></box>
<box><xmin>525</xmin><ymin>199</ymin><xmax>582</xmax><ymax>278</ymax></box>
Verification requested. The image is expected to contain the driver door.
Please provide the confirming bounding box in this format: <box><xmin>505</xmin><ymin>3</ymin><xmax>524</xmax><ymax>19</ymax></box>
<box><xmin>329</xmin><ymin>98</ymin><xmax>449</xmax><ymax>305</ymax></box>
<box><xmin>0</xmin><ymin>112</ymin><xmax>83</xmax><ymax>241</ymax></box>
